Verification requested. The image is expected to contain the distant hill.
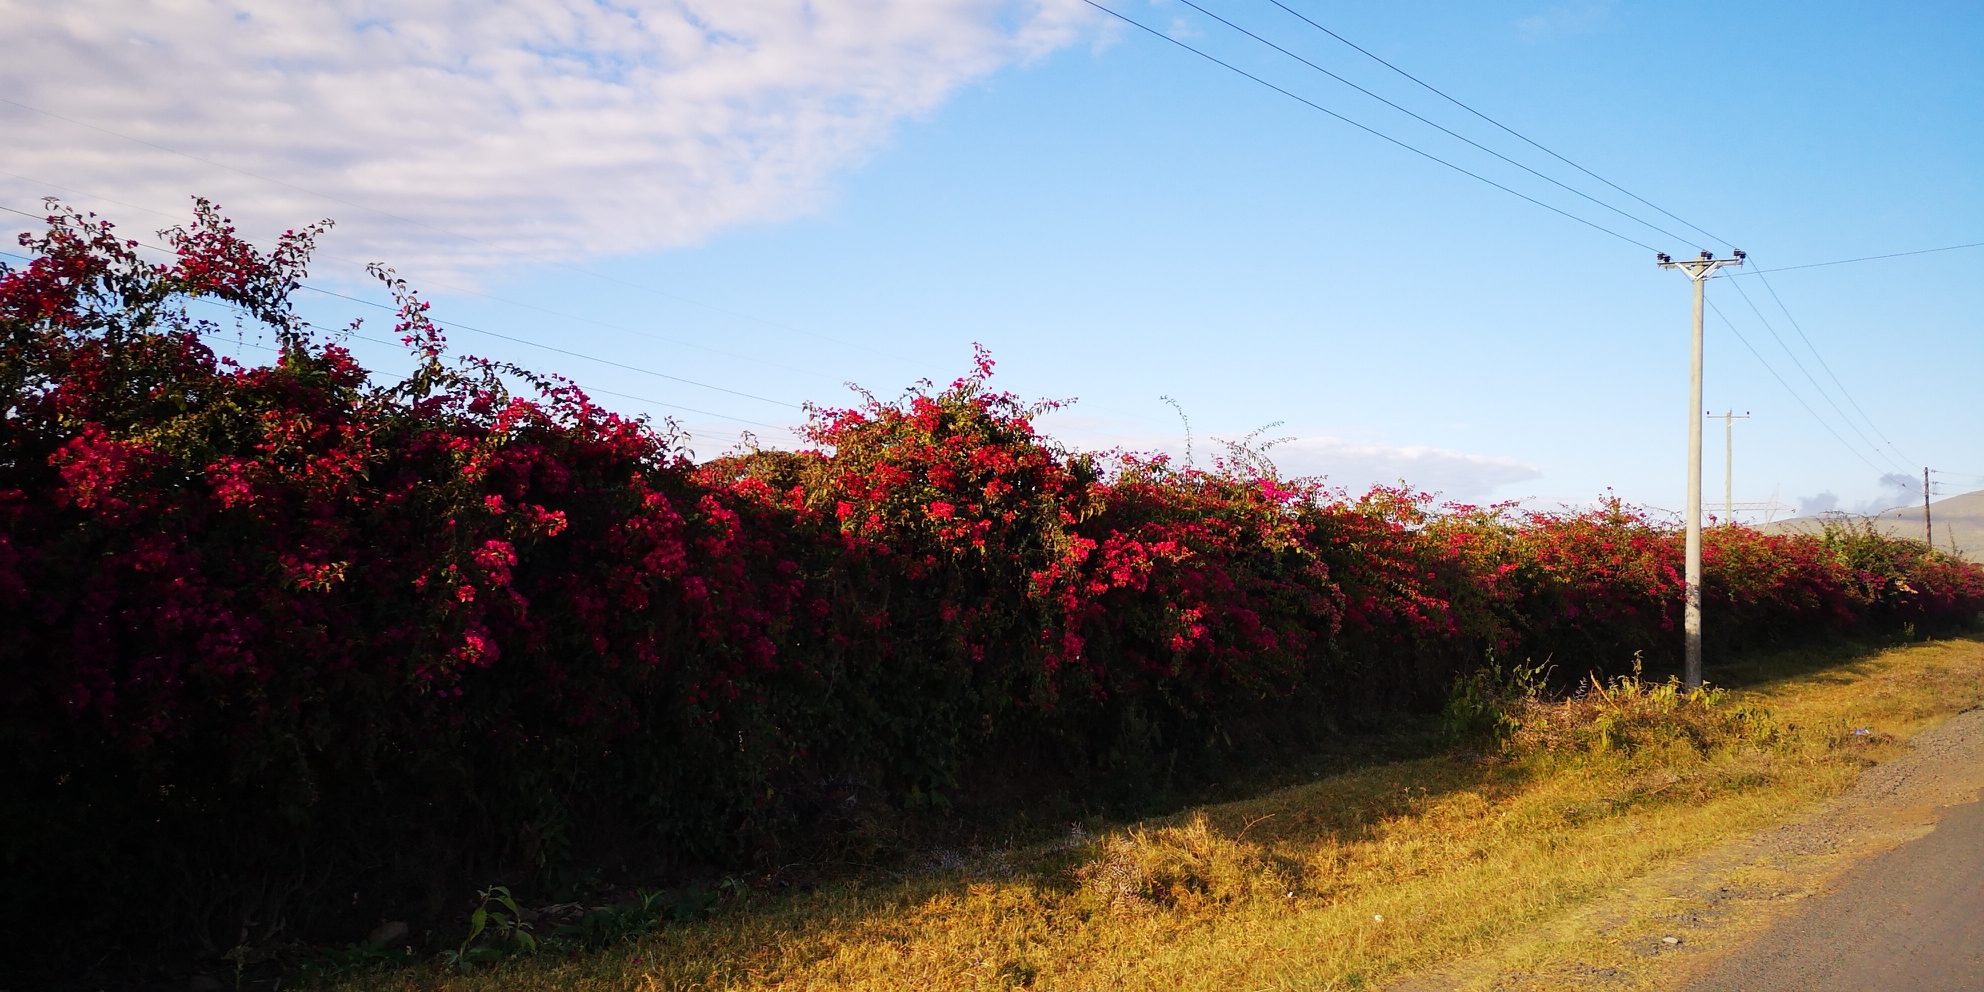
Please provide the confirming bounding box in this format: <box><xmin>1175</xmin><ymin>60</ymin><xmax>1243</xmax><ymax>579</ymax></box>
<box><xmin>1769</xmin><ymin>489</ymin><xmax>1984</xmax><ymax>562</ymax></box>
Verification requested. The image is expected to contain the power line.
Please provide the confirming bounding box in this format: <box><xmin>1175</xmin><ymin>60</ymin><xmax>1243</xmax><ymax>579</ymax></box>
<box><xmin>1168</xmin><ymin>0</ymin><xmax>1700</xmax><ymax>247</ymax></box>
<box><xmin>0</xmin><ymin>166</ymin><xmax>853</xmax><ymax>386</ymax></box>
<box><xmin>9</xmin><ymin>206</ymin><xmax>1119</xmax><ymax>451</ymax></box>
<box><xmin>3</xmin><ymin>239</ymin><xmax>797</xmax><ymax>436</ymax></box>
<box><xmin>9</xmin><ymin>237</ymin><xmax>1360</xmax><ymax>461</ymax></box>
<box><xmin>1729</xmin><ymin>240</ymin><xmax>1984</xmax><ymax>274</ymax></box>
<box><xmin>3</xmin><ymin>202</ymin><xmax>807</xmax><ymax>418</ymax></box>
<box><xmin>5</xmin><ymin>62</ymin><xmax>1966</xmax><ymax>475</ymax></box>
<box><xmin>214</xmin><ymin>324</ymin><xmax>796</xmax><ymax>432</ymax></box>
<box><xmin>1198</xmin><ymin>9</ymin><xmax>1939</xmax><ymax>477</ymax></box>
<box><xmin>194</xmin><ymin>290</ymin><xmax>805</xmax><ymax>437</ymax></box>
<box><xmin>1078</xmin><ymin>0</ymin><xmax>1660</xmax><ymax>252</ymax></box>
<box><xmin>1930</xmin><ymin>469</ymin><xmax>1984</xmax><ymax>499</ymax></box>
<box><xmin>339</xmin><ymin>263</ymin><xmax>845</xmax><ymax>385</ymax></box>
<box><xmin>291</xmin><ymin>283</ymin><xmax>804</xmax><ymax>411</ymax></box>
<box><xmin>1253</xmin><ymin>5</ymin><xmax>1913</xmax><ymax>481</ymax></box>
<box><xmin>1721</xmin><ymin>273</ymin><xmax>1909</xmax><ymax>475</ymax></box>
<box><xmin>1706</xmin><ymin>297</ymin><xmax>1884</xmax><ymax>474</ymax></box>
<box><xmin>1258</xmin><ymin>0</ymin><xmax>1732</xmax><ymax>249</ymax></box>
<box><xmin>0</xmin><ymin>168</ymin><xmax>191</xmax><ymax>226</ymax></box>
<box><xmin>1749</xmin><ymin>259</ymin><xmax>1914</xmax><ymax>465</ymax></box>
<box><xmin>582</xmin><ymin>385</ymin><xmax>798</xmax><ymax>434</ymax></box>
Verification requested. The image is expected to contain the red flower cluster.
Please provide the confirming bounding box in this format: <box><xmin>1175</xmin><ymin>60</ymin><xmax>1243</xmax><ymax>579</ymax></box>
<box><xmin>3</xmin><ymin>201</ymin><xmax>1978</xmax><ymax>954</ymax></box>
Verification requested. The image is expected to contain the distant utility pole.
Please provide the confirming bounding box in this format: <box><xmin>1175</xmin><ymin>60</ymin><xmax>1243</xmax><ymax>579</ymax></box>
<box><xmin>1925</xmin><ymin>466</ymin><xmax>1933</xmax><ymax>547</ymax></box>
<box><xmin>1710</xmin><ymin>410</ymin><xmax>1750</xmax><ymax>524</ymax></box>
<box><xmin>1659</xmin><ymin>249</ymin><xmax>1745</xmax><ymax>689</ymax></box>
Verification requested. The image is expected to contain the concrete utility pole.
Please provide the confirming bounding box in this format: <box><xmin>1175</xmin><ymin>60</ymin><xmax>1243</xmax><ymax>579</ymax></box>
<box><xmin>1925</xmin><ymin>467</ymin><xmax>1934</xmax><ymax>547</ymax></box>
<box><xmin>1711</xmin><ymin>410</ymin><xmax>1750</xmax><ymax>524</ymax></box>
<box><xmin>1658</xmin><ymin>249</ymin><xmax>1744</xmax><ymax>689</ymax></box>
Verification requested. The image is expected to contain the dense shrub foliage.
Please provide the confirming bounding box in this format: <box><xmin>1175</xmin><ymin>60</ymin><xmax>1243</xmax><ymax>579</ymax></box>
<box><xmin>4</xmin><ymin>203</ymin><xmax>1980</xmax><ymax>961</ymax></box>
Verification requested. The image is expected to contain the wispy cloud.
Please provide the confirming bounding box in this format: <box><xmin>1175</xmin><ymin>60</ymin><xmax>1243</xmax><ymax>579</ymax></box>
<box><xmin>0</xmin><ymin>1</ymin><xmax>1093</xmax><ymax>275</ymax></box>
<box><xmin>1797</xmin><ymin>491</ymin><xmax>1840</xmax><ymax>516</ymax></box>
<box><xmin>1038</xmin><ymin>413</ymin><xmax>1541</xmax><ymax>502</ymax></box>
<box><xmin>1514</xmin><ymin>1</ymin><xmax>1615</xmax><ymax>42</ymax></box>
<box><xmin>1797</xmin><ymin>473</ymin><xmax>1924</xmax><ymax>518</ymax></box>
<box><xmin>1266</xmin><ymin>435</ymin><xmax>1542</xmax><ymax>501</ymax></box>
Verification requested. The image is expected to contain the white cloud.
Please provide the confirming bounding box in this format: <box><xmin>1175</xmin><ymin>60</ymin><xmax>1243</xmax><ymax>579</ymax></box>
<box><xmin>1514</xmin><ymin>1</ymin><xmax>1615</xmax><ymax>41</ymax></box>
<box><xmin>1036</xmin><ymin>413</ymin><xmax>1542</xmax><ymax>502</ymax></box>
<box><xmin>1797</xmin><ymin>491</ymin><xmax>1840</xmax><ymax>516</ymax></box>
<box><xmin>1790</xmin><ymin>475</ymin><xmax>1935</xmax><ymax>520</ymax></box>
<box><xmin>1262</xmin><ymin>435</ymin><xmax>1542</xmax><ymax>502</ymax></box>
<box><xmin>0</xmin><ymin>0</ymin><xmax>1091</xmax><ymax>273</ymax></box>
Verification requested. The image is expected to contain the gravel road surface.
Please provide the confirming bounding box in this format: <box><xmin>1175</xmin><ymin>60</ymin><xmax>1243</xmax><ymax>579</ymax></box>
<box><xmin>1681</xmin><ymin>787</ymin><xmax>1984</xmax><ymax>991</ymax></box>
<box><xmin>1388</xmin><ymin>702</ymin><xmax>1984</xmax><ymax>992</ymax></box>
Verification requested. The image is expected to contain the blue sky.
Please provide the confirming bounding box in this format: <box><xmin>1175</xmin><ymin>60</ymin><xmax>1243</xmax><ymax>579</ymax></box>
<box><xmin>4</xmin><ymin>0</ymin><xmax>1980</xmax><ymax>514</ymax></box>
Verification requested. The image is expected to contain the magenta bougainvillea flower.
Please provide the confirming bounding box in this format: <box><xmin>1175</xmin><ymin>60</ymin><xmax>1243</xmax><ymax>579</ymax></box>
<box><xmin>3</xmin><ymin>201</ymin><xmax>1978</xmax><ymax>954</ymax></box>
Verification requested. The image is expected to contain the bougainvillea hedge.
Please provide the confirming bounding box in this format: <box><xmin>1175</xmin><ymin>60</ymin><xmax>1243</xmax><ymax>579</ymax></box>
<box><xmin>4</xmin><ymin>203</ymin><xmax>1979</xmax><ymax>956</ymax></box>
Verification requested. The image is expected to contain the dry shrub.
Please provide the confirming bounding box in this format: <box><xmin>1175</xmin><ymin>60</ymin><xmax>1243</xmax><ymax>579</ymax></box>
<box><xmin>1076</xmin><ymin>813</ymin><xmax>1296</xmax><ymax>912</ymax></box>
<box><xmin>1502</xmin><ymin>665</ymin><xmax>1784</xmax><ymax>760</ymax></box>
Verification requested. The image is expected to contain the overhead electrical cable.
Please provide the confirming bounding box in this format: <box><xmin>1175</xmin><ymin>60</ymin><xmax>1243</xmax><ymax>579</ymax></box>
<box><xmin>345</xmin><ymin>265</ymin><xmax>846</xmax><ymax>384</ymax></box>
<box><xmin>2</xmin><ymin>202</ymin><xmax>806</xmax><ymax>416</ymax></box>
<box><xmin>1730</xmin><ymin>241</ymin><xmax>1984</xmax><ymax>274</ymax></box>
<box><xmin>219</xmin><ymin>323</ymin><xmax>796</xmax><ymax>432</ymax></box>
<box><xmin>1117</xmin><ymin>0</ymin><xmax>1923</xmax><ymax>498</ymax></box>
<box><xmin>581</xmin><ymin>385</ymin><xmax>799</xmax><ymax>434</ymax></box>
<box><xmin>292</xmin><ymin>283</ymin><xmax>804</xmax><ymax>410</ymax></box>
<box><xmin>1259</xmin><ymin>0</ymin><xmax>1731</xmax><ymax>248</ymax></box>
<box><xmin>1077</xmin><ymin>1</ymin><xmax>1659</xmax><ymax>251</ymax></box>
<box><xmin>0</xmin><ymin>168</ymin><xmax>191</xmax><ymax>226</ymax></box>
<box><xmin>199</xmin><ymin>286</ymin><xmax>802</xmax><ymax>434</ymax></box>
<box><xmin>0</xmin><ymin>96</ymin><xmax>946</xmax><ymax>373</ymax></box>
<box><xmin>1236</xmin><ymin>5</ymin><xmax>1933</xmax><ymax>476</ymax></box>
<box><xmin>1930</xmin><ymin>470</ymin><xmax>1984</xmax><ymax>498</ymax></box>
<box><xmin>1749</xmin><ymin>260</ymin><xmax>1915</xmax><ymax>465</ymax></box>
<box><xmin>5</xmin><ymin>232</ymin><xmax>1285</xmax><ymax>454</ymax></box>
<box><xmin>2</xmin><ymin>241</ymin><xmax>797</xmax><ymax>435</ymax></box>
<box><xmin>1722</xmin><ymin>274</ymin><xmax>1910</xmax><ymax>475</ymax></box>
<box><xmin>4</xmin><ymin>54</ymin><xmax>1962</xmax><ymax>472</ymax></box>
<box><xmin>1706</xmin><ymin>298</ymin><xmax>1885</xmax><ymax>474</ymax></box>
<box><xmin>0</xmin><ymin>168</ymin><xmax>850</xmax><ymax>385</ymax></box>
<box><xmin>1169</xmin><ymin>0</ymin><xmax>1701</xmax><ymax>248</ymax></box>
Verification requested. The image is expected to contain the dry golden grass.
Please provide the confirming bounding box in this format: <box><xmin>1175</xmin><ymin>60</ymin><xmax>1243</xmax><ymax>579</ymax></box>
<box><xmin>332</xmin><ymin>635</ymin><xmax>1984</xmax><ymax>992</ymax></box>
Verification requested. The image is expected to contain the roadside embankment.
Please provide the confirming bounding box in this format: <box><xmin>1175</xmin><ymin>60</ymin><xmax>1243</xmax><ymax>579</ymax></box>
<box><xmin>325</xmin><ymin>635</ymin><xmax>1984</xmax><ymax>992</ymax></box>
<box><xmin>1394</xmin><ymin>636</ymin><xmax>1984</xmax><ymax>992</ymax></box>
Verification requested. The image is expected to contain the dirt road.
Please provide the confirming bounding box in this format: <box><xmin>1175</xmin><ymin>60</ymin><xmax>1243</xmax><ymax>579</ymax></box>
<box><xmin>1389</xmin><ymin>702</ymin><xmax>1984</xmax><ymax>992</ymax></box>
<box><xmin>1681</xmin><ymin>743</ymin><xmax>1984</xmax><ymax>990</ymax></box>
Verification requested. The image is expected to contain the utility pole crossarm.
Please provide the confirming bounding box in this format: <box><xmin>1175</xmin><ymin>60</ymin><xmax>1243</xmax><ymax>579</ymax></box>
<box><xmin>1657</xmin><ymin>249</ymin><xmax>1746</xmax><ymax>280</ymax></box>
<box><xmin>1658</xmin><ymin>249</ymin><xmax>1745</xmax><ymax>690</ymax></box>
